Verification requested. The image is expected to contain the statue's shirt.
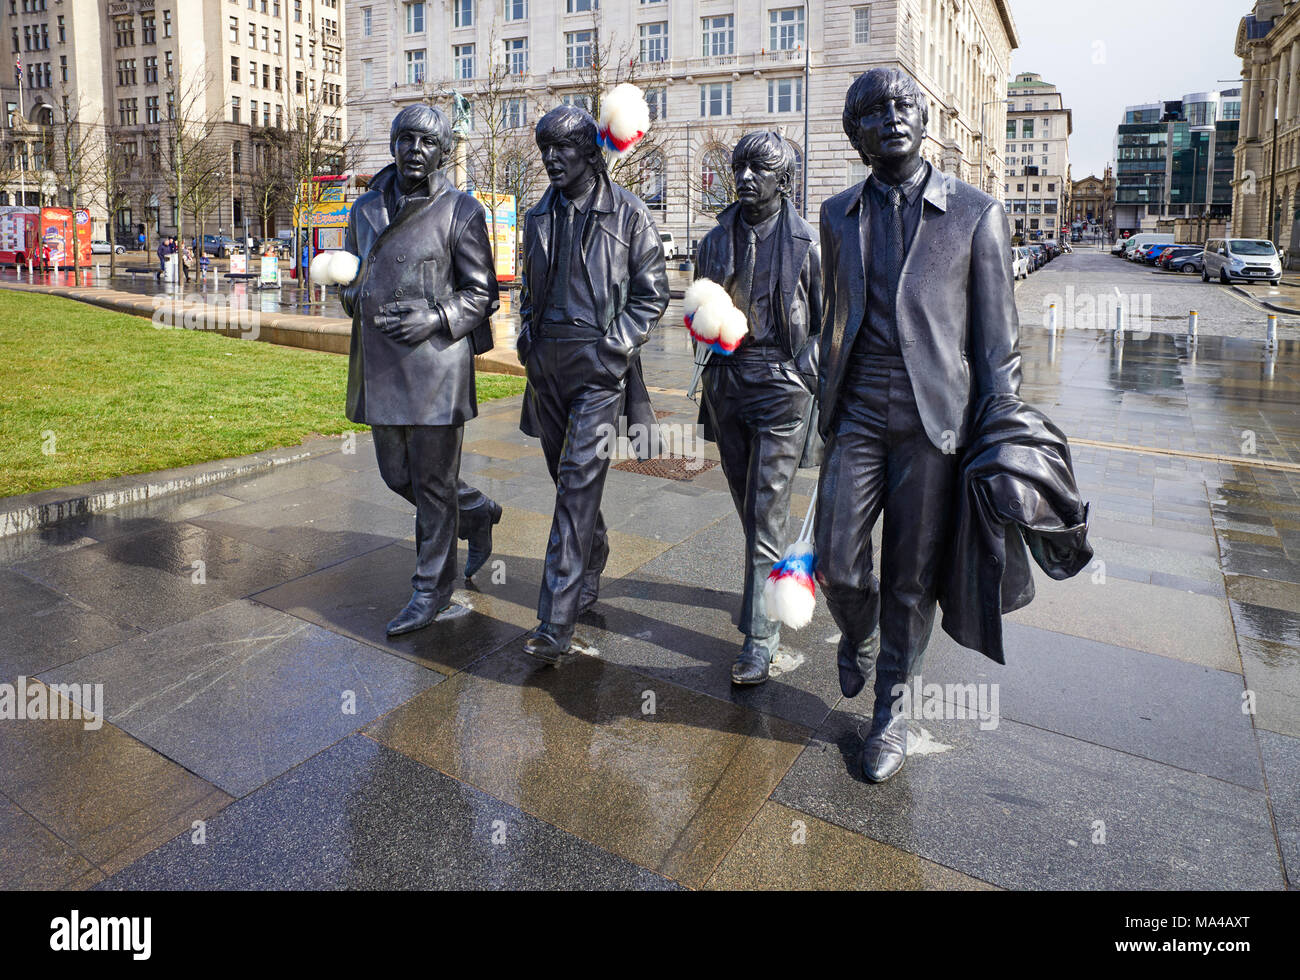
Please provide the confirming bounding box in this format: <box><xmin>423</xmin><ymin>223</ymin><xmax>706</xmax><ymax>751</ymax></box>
<box><xmin>855</xmin><ymin>160</ymin><xmax>928</xmax><ymax>359</ymax></box>
<box><xmin>732</xmin><ymin>207</ymin><xmax>782</xmax><ymax>350</ymax></box>
<box><xmin>541</xmin><ymin>180</ymin><xmax>601</xmax><ymax>338</ymax></box>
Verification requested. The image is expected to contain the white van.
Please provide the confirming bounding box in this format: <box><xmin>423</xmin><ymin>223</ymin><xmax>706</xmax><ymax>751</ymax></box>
<box><xmin>1121</xmin><ymin>233</ymin><xmax>1174</xmax><ymax>260</ymax></box>
<box><xmin>1202</xmin><ymin>238</ymin><xmax>1282</xmax><ymax>285</ymax></box>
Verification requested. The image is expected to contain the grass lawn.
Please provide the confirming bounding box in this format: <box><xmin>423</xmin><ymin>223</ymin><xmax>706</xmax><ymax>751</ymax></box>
<box><xmin>0</xmin><ymin>290</ymin><xmax>526</xmax><ymax>498</ymax></box>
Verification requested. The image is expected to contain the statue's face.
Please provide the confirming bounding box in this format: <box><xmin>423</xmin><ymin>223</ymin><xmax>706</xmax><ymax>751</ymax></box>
<box><xmin>540</xmin><ymin>140</ymin><xmax>596</xmax><ymax>197</ymax></box>
<box><xmin>393</xmin><ymin>127</ymin><xmax>444</xmax><ymax>185</ymax></box>
<box><xmin>734</xmin><ymin>157</ymin><xmax>783</xmax><ymax>210</ymax></box>
<box><xmin>854</xmin><ymin>90</ymin><xmax>925</xmax><ymax>166</ymax></box>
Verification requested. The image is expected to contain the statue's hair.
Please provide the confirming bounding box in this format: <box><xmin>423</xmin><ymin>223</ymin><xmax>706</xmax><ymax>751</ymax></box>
<box><xmin>389</xmin><ymin>103</ymin><xmax>454</xmax><ymax>158</ymax></box>
<box><xmin>535</xmin><ymin>105</ymin><xmax>606</xmax><ymax>171</ymax></box>
<box><xmin>843</xmin><ymin>68</ymin><xmax>929</xmax><ymax>160</ymax></box>
<box><xmin>732</xmin><ymin>131</ymin><xmax>797</xmax><ymax>197</ymax></box>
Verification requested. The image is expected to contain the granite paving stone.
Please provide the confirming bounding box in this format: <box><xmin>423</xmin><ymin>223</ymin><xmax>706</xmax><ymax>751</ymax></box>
<box><xmin>1257</xmin><ymin>730</ymin><xmax>1299</xmax><ymax>888</ymax></box>
<box><xmin>0</xmin><ymin>681</ymin><xmax>232</xmax><ymax>877</ymax></box>
<box><xmin>705</xmin><ymin>801</ymin><xmax>996</xmax><ymax>891</ymax></box>
<box><xmin>14</xmin><ymin>521</ymin><xmax>316</xmax><ymax>632</ymax></box>
<box><xmin>0</xmin><ymin>568</ymin><xmax>141</xmax><ymax>677</ymax></box>
<box><xmin>573</xmin><ymin>571</ymin><xmax>844</xmax><ymax>731</ymax></box>
<box><xmin>100</xmin><ymin>735</ymin><xmax>677</xmax><ymax>890</ymax></box>
<box><xmin>772</xmin><ymin>710</ymin><xmax>1283</xmax><ymax>890</ymax></box>
<box><xmin>0</xmin><ymin>794</ymin><xmax>103</xmax><ymax>890</ymax></box>
<box><xmin>1005</xmin><ymin>565</ymin><xmax>1240</xmax><ymax>671</ymax></box>
<box><xmin>366</xmin><ymin>647</ymin><xmax>810</xmax><ymax>889</ymax></box>
<box><xmin>921</xmin><ymin>622</ymin><xmax>1261</xmax><ymax>788</ymax></box>
<box><xmin>39</xmin><ymin>599</ymin><xmax>443</xmax><ymax>797</ymax></box>
<box><xmin>254</xmin><ymin>543</ymin><xmax>529</xmax><ymax>672</ymax></box>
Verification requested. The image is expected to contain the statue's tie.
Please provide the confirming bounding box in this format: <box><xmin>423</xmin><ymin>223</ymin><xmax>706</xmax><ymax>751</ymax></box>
<box><xmin>735</xmin><ymin>225</ymin><xmax>758</xmax><ymax>318</ymax></box>
<box><xmin>883</xmin><ymin>185</ymin><xmax>904</xmax><ymax>314</ymax></box>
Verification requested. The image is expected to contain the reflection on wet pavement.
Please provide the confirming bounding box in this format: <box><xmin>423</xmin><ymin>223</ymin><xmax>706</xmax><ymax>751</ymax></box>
<box><xmin>1</xmin><ymin>265</ymin><xmax>1299</xmax><ymax>889</ymax></box>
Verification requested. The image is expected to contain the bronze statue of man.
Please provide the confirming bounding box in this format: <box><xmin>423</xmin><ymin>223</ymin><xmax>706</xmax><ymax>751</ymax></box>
<box><xmin>694</xmin><ymin>131</ymin><xmax>822</xmax><ymax>686</ymax></box>
<box><xmin>339</xmin><ymin>104</ymin><xmax>504</xmax><ymax>636</ymax></box>
<box><xmin>816</xmin><ymin>68</ymin><xmax>1022</xmax><ymax>782</ymax></box>
<box><xmin>516</xmin><ymin>105</ymin><xmax>669</xmax><ymax>662</ymax></box>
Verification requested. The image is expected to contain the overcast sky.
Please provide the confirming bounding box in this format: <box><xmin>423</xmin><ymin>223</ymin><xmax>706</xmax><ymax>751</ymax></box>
<box><xmin>1007</xmin><ymin>1</ymin><xmax>1247</xmax><ymax>179</ymax></box>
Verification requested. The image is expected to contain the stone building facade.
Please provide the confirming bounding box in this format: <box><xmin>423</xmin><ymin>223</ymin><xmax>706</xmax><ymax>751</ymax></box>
<box><xmin>345</xmin><ymin>0</ymin><xmax>1017</xmax><ymax>256</ymax></box>
<box><xmin>0</xmin><ymin>0</ymin><xmax>347</xmax><ymax>243</ymax></box>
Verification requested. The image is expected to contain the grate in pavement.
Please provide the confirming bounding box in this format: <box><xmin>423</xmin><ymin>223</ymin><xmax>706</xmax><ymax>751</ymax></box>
<box><xmin>613</xmin><ymin>455</ymin><xmax>719</xmax><ymax>481</ymax></box>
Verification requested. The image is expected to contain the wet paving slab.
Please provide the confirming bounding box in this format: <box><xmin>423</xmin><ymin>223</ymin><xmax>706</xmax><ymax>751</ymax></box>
<box><xmin>772</xmin><ymin>708</ymin><xmax>1283</xmax><ymax>890</ymax></box>
<box><xmin>3</xmin><ymin>308</ymin><xmax>1300</xmax><ymax>887</ymax></box>
<box><xmin>99</xmin><ymin>735</ymin><xmax>677</xmax><ymax>890</ymax></box>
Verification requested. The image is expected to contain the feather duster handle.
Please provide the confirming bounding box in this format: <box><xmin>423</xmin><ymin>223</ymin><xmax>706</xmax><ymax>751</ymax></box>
<box><xmin>764</xmin><ymin>495</ymin><xmax>818</xmax><ymax>630</ymax></box>
<box><xmin>598</xmin><ymin>84</ymin><xmax>650</xmax><ymax>157</ymax></box>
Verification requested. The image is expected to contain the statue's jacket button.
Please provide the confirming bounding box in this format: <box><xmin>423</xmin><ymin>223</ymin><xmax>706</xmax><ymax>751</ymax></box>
<box><xmin>396</xmin><ymin>254</ymin><xmax>406</xmax><ymax>263</ymax></box>
<box><xmin>393</xmin><ymin>287</ymin><xmax>404</xmax><ymax>299</ymax></box>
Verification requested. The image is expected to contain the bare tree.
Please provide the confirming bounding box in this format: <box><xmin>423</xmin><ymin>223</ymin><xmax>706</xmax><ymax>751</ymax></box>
<box><xmin>163</xmin><ymin>55</ymin><xmax>225</xmax><ymax>251</ymax></box>
<box><xmin>567</xmin><ymin>13</ymin><xmax>674</xmax><ymax>198</ymax></box>
<box><xmin>49</xmin><ymin>90</ymin><xmax>106</xmax><ymax>285</ymax></box>
<box><xmin>279</xmin><ymin>74</ymin><xmax>358</xmax><ymax>273</ymax></box>
<box><xmin>691</xmin><ymin>128</ymin><xmax>740</xmax><ymax>216</ymax></box>
<box><xmin>432</xmin><ymin>24</ymin><xmax>546</xmax><ymax>272</ymax></box>
<box><xmin>80</xmin><ymin>122</ymin><xmax>136</xmax><ymax>279</ymax></box>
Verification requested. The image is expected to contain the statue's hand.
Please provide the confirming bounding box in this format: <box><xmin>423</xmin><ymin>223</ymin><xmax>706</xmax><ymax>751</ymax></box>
<box><xmin>374</xmin><ymin>300</ymin><xmax>439</xmax><ymax>345</ymax></box>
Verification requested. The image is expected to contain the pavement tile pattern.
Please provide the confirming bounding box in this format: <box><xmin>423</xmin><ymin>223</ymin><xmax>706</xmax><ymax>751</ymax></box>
<box><xmin>1</xmin><ymin>249</ymin><xmax>1297</xmax><ymax>889</ymax></box>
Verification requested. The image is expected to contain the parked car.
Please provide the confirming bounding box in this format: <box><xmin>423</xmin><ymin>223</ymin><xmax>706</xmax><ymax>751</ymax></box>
<box><xmin>201</xmin><ymin>234</ymin><xmax>237</xmax><ymax>257</ymax></box>
<box><xmin>1144</xmin><ymin>244</ymin><xmax>1181</xmax><ymax>265</ymax></box>
<box><xmin>1028</xmin><ymin>244</ymin><xmax>1048</xmax><ymax>269</ymax></box>
<box><xmin>1202</xmin><ymin>238</ymin><xmax>1282</xmax><ymax>285</ymax></box>
<box><xmin>1172</xmin><ymin>251</ymin><xmax>1204</xmax><ymax>275</ymax></box>
<box><xmin>1158</xmin><ymin>246</ymin><xmax>1201</xmax><ymax>270</ymax></box>
<box><xmin>90</xmin><ymin>239</ymin><xmax>125</xmax><ymax>254</ymax></box>
<box><xmin>1122</xmin><ymin>233</ymin><xmax>1175</xmax><ymax>261</ymax></box>
<box><xmin>659</xmin><ymin>232</ymin><xmax>677</xmax><ymax>260</ymax></box>
<box><xmin>1012</xmin><ymin>246</ymin><xmax>1031</xmax><ymax>280</ymax></box>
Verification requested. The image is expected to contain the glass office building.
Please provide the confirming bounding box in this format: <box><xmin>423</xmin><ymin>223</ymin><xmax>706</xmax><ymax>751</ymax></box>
<box><xmin>1113</xmin><ymin>89</ymin><xmax>1240</xmax><ymax>235</ymax></box>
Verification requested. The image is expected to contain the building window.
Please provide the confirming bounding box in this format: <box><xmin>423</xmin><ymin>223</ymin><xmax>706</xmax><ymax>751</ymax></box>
<box><xmin>141</xmin><ymin>14</ymin><xmax>156</xmax><ymax>45</ymax></box>
<box><xmin>566</xmin><ymin>30</ymin><xmax>594</xmax><ymax>70</ymax></box>
<box><xmin>503</xmin><ymin>97</ymin><xmax>526</xmax><ymax>129</ymax></box>
<box><xmin>505</xmin><ymin>0</ymin><xmax>527</xmax><ymax>21</ymax></box>
<box><xmin>405</xmin><ymin>49</ymin><xmax>426</xmax><ymax>84</ymax></box>
<box><xmin>767</xmin><ymin>76</ymin><xmax>803</xmax><ymax>113</ymax></box>
<box><xmin>853</xmin><ymin>6</ymin><xmax>870</xmax><ymax>44</ymax></box>
<box><xmin>163</xmin><ymin>10</ymin><xmax>172</xmax><ymax>37</ymax></box>
<box><xmin>702</xmin><ymin>15</ymin><xmax>734</xmax><ymax>57</ymax></box>
<box><xmin>230</xmin><ymin>56</ymin><xmax>239</xmax><ymax>82</ymax></box>
<box><xmin>114</xmin><ymin>17</ymin><xmax>134</xmax><ymax>48</ymax></box>
<box><xmin>453</xmin><ymin>0</ymin><xmax>473</xmax><ymax>29</ymax></box>
<box><xmin>646</xmin><ymin>87</ymin><xmax>666</xmax><ymax>121</ymax></box>
<box><xmin>641</xmin><ymin>151</ymin><xmax>666</xmax><ymax>211</ymax></box>
<box><xmin>145</xmin><ymin>96</ymin><xmax>159</xmax><ymax>124</ymax></box>
<box><xmin>769</xmin><ymin>7</ymin><xmax>804</xmax><ymax>51</ymax></box>
<box><xmin>362</xmin><ymin>7</ymin><xmax>372</xmax><ymax>36</ymax></box>
<box><xmin>362</xmin><ymin>59</ymin><xmax>374</xmax><ymax>88</ymax></box>
<box><xmin>1021</xmin><ymin>120</ymin><xmax>1034</xmax><ymax>138</ymax></box>
<box><xmin>701</xmin><ymin>145</ymin><xmax>730</xmax><ymax>209</ymax></box>
<box><xmin>639</xmin><ymin>22</ymin><xmax>668</xmax><ymax>63</ymax></box>
<box><xmin>454</xmin><ymin>43</ymin><xmax>474</xmax><ymax>80</ymax></box>
<box><xmin>699</xmin><ymin>82</ymin><xmax>731</xmax><ymax>117</ymax></box>
<box><xmin>561</xmin><ymin>93</ymin><xmax>592</xmax><ymax>112</ymax></box>
<box><xmin>230</xmin><ymin>96</ymin><xmax>241</xmax><ymax>124</ymax></box>
<box><xmin>504</xmin><ymin>37</ymin><xmax>527</xmax><ymax>75</ymax></box>
<box><xmin>566</xmin><ymin>0</ymin><xmax>597</xmax><ymax>11</ymax></box>
<box><xmin>406</xmin><ymin>2</ymin><xmax>425</xmax><ymax>34</ymax></box>
<box><xmin>57</xmin><ymin>15</ymin><xmax>64</xmax><ymax>43</ymax></box>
